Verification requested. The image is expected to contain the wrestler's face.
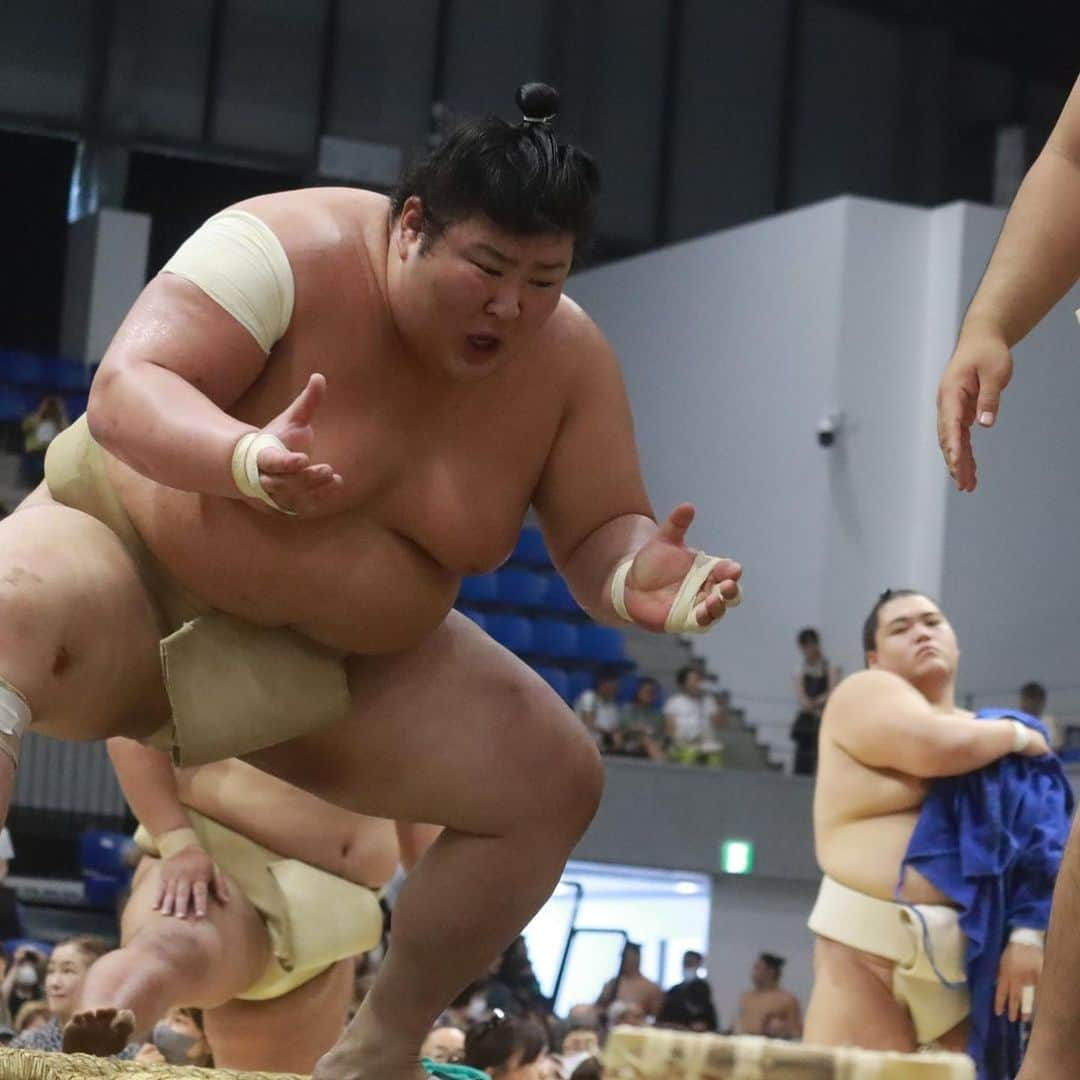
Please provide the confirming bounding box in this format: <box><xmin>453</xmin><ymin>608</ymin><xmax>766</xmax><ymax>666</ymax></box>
<box><xmin>866</xmin><ymin>594</ymin><xmax>958</xmax><ymax>685</ymax></box>
<box><xmin>393</xmin><ymin>197</ymin><xmax>573</xmax><ymax>382</ymax></box>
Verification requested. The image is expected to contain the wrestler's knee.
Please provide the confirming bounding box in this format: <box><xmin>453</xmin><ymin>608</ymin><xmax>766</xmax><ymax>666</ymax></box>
<box><xmin>126</xmin><ymin>921</ymin><xmax>218</xmax><ymax>983</ymax></box>
<box><xmin>510</xmin><ymin>679</ymin><xmax>603</xmax><ymax>834</ymax></box>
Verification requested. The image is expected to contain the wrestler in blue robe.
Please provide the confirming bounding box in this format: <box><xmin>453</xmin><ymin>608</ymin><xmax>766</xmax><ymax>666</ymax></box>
<box><xmin>900</xmin><ymin>710</ymin><xmax>1072</xmax><ymax>1079</ymax></box>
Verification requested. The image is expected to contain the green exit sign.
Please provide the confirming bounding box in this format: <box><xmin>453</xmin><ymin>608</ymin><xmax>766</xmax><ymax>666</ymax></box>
<box><xmin>720</xmin><ymin>839</ymin><xmax>754</xmax><ymax>875</ymax></box>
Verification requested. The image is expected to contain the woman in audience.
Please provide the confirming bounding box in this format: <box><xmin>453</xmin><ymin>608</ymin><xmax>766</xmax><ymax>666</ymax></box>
<box><xmin>2</xmin><ymin>943</ymin><xmax>46</xmax><ymax>1024</ymax></box>
<box><xmin>466</xmin><ymin>1011</ymin><xmax>550</xmax><ymax>1080</ymax></box>
<box><xmin>5</xmin><ymin>935</ymin><xmax>140</xmax><ymax>1058</ymax></box>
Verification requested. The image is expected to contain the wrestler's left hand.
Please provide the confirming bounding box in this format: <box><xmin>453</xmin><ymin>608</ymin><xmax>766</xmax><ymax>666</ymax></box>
<box><xmin>620</xmin><ymin>504</ymin><xmax>741</xmax><ymax>631</ymax></box>
<box><xmin>995</xmin><ymin>941</ymin><xmax>1042</xmax><ymax>1022</ymax></box>
<box><xmin>257</xmin><ymin>373</ymin><xmax>344</xmax><ymax>514</ymax></box>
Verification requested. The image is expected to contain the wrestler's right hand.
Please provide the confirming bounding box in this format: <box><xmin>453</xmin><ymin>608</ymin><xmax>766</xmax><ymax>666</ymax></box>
<box><xmin>937</xmin><ymin>330</ymin><xmax>1013</xmax><ymax>493</ymax></box>
<box><xmin>154</xmin><ymin>847</ymin><xmax>230</xmax><ymax>920</ymax></box>
<box><xmin>251</xmin><ymin>373</ymin><xmax>344</xmax><ymax>515</ymax></box>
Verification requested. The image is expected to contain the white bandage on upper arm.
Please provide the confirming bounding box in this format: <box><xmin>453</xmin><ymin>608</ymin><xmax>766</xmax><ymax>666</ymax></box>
<box><xmin>161</xmin><ymin>209</ymin><xmax>295</xmax><ymax>354</ymax></box>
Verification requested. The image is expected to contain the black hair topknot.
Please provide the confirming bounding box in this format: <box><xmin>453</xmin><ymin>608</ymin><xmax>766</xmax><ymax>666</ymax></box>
<box><xmin>516</xmin><ymin>82</ymin><xmax>560</xmax><ymax>124</ymax></box>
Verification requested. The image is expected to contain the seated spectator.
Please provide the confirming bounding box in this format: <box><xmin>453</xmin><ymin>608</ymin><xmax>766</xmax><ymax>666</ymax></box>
<box><xmin>132</xmin><ymin>1006</ymin><xmax>213</xmax><ymax>1067</ymax></box>
<box><xmin>663</xmin><ymin>667</ymin><xmax>724</xmax><ymax>766</ymax></box>
<box><xmin>559</xmin><ymin>1025</ymin><xmax>600</xmax><ymax>1056</ymax></box>
<box><xmin>422</xmin><ymin>1023</ymin><xmax>467</xmax><ymax>1063</ymax></box>
<box><xmin>657</xmin><ymin>950</ymin><xmax>719</xmax><ymax>1032</ymax></box>
<box><xmin>6</xmin><ymin>936</ymin><xmax>141</xmax><ymax>1058</ymax></box>
<box><xmin>735</xmin><ymin>953</ymin><xmax>802</xmax><ymax>1039</ymax></box>
<box><xmin>466</xmin><ymin>1010</ymin><xmax>549</xmax><ymax>1080</ymax></box>
<box><xmin>596</xmin><ymin>942</ymin><xmax>664</xmax><ymax>1024</ymax></box>
<box><xmin>615</xmin><ymin>677</ymin><xmax>666</xmax><ymax>761</ymax></box>
<box><xmin>20</xmin><ymin>394</ymin><xmax>69</xmax><ymax>488</ymax></box>
<box><xmin>563</xmin><ymin>1003</ymin><xmax>600</xmax><ymax>1034</ymax></box>
<box><xmin>574</xmin><ymin>669</ymin><xmax>622</xmax><ymax>752</ymax></box>
<box><xmin>13</xmin><ymin>999</ymin><xmax>49</xmax><ymax>1035</ymax></box>
<box><xmin>2</xmin><ymin>943</ymin><xmax>46</xmax><ymax>1024</ymax></box>
<box><xmin>790</xmin><ymin>628</ymin><xmax>840</xmax><ymax>776</ymax></box>
<box><xmin>1020</xmin><ymin>680</ymin><xmax>1063</xmax><ymax>751</ymax></box>
<box><xmin>0</xmin><ymin>827</ymin><xmax>26</xmax><ymax>941</ymax></box>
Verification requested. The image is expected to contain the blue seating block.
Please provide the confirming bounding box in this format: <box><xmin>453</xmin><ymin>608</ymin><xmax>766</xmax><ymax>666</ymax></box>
<box><xmin>458</xmin><ymin>574</ymin><xmax>498</xmax><ymax>604</ymax></box>
<box><xmin>485</xmin><ymin>614</ymin><xmax>533</xmax><ymax>655</ymax></box>
<box><xmin>578</xmin><ymin>624</ymin><xmax>629</xmax><ymax>665</ymax></box>
<box><xmin>511</xmin><ymin>527</ymin><xmax>551</xmax><ymax>568</ymax></box>
<box><xmin>531</xmin><ymin>618</ymin><xmax>580</xmax><ymax>660</ymax></box>
<box><xmin>568</xmin><ymin>670</ymin><xmax>594</xmax><ymax>705</ymax></box>
<box><xmin>495</xmin><ymin>568</ymin><xmax>549</xmax><ymax>609</ymax></box>
<box><xmin>63</xmin><ymin>393</ymin><xmax>89</xmax><ymax>418</ymax></box>
<box><xmin>0</xmin><ymin>350</ymin><xmax>46</xmax><ymax>388</ymax></box>
<box><xmin>80</xmin><ymin>830</ymin><xmax>135</xmax><ymax>908</ymax></box>
<box><xmin>47</xmin><ymin>356</ymin><xmax>92</xmax><ymax>392</ymax></box>
<box><xmin>544</xmin><ymin>575</ymin><xmax>582</xmax><ymax>616</ymax></box>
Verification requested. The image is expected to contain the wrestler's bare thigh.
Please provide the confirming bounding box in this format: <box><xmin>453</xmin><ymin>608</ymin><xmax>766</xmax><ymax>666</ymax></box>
<box><xmin>244</xmin><ymin>610</ymin><xmax>600</xmax><ymax>831</ymax></box>
<box><xmin>120</xmin><ymin>856</ymin><xmax>271</xmax><ymax>1009</ymax></box>
<box><xmin>204</xmin><ymin>958</ymin><xmax>355</xmax><ymax>1072</ymax></box>
<box><xmin>803</xmin><ymin>936</ymin><xmax>917</xmax><ymax>1051</ymax></box>
<box><xmin>0</xmin><ymin>492</ymin><xmax>169</xmax><ymax>740</ymax></box>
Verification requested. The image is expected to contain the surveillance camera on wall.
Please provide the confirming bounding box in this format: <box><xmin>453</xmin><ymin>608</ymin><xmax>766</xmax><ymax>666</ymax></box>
<box><xmin>816</xmin><ymin>412</ymin><xmax>844</xmax><ymax>448</ymax></box>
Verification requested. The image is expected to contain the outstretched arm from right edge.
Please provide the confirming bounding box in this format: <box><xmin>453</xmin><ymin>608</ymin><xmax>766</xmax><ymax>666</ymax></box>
<box><xmin>958</xmin><ymin>74</ymin><xmax>1080</xmax><ymax>350</ymax></box>
<box><xmin>824</xmin><ymin>670</ymin><xmax>1047</xmax><ymax>778</ymax></box>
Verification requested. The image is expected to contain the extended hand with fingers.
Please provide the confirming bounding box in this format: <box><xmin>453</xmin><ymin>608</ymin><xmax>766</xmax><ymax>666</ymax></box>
<box><xmin>247</xmin><ymin>373</ymin><xmax>344</xmax><ymax>515</ymax></box>
<box><xmin>617</xmin><ymin>504</ymin><xmax>742</xmax><ymax>633</ymax></box>
<box><xmin>937</xmin><ymin>331</ymin><xmax>1013</xmax><ymax>492</ymax></box>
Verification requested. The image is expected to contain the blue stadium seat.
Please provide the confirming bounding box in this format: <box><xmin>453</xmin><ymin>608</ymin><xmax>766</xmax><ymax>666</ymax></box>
<box><xmin>0</xmin><ymin>350</ymin><xmax>46</xmax><ymax>388</ymax></box>
<box><xmin>2</xmin><ymin>937</ymin><xmax>51</xmax><ymax>959</ymax></box>
<box><xmin>531</xmin><ymin>664</ymin><xmax>571</xmax><ymax>701</ymax></box>
<box><xmin>0</xmin><ymin>386</ymin><xmax>28</xmax><ymax>423</ymax></box>
<box><xmin>544</xmin><ymin>574</ymin><xmax>582</xmax><ymax>616</ymax></box>
<box><xmin>495</xmin><ymin>568</ymin><xmax>549</xmax><ymax>609</ymax></box>
<box><xmin>47</xmin><ymin>356</ymin><xmax>92</xmax><ymax>392</ymax></box>
<box><xmin>578</xmin><ymin>624</ymin><xmax>629</xmax><ymax>665</ymax></box>
<box><xmin>80</xmin><ymin>830</ymin><xmax>135</xmax><ymax>908</ymax></box>
<box><xmin>457</xmin><ymin>607</ymin><xmax>488</xmax><ymax>632</ymax></box>
<box><xmin>63</xmin><ymin>393</ymin><xmax>89</xmax><ymax>418</ymax></box>
<box><xmin>531</xmin><ymin>618</ymin><xmax>580</xmax><ymax>660</ymax></box>
<box><xmin>618</xmin><ymin>675</ymin><xmax>642</xmax><ymax>703</ymax></box>
<box><xmin>511</xmin><ymin>527</ymin><xmax>552</xmax><ymax>568</ymax></box>
<box><xmin>568</xmin><ymin>670</ymin><xmax>594</xmax><ymax>705</ymax></box>
<box><xmin>485</xmin><ymin>614</ymin><xmax>534</xmax><ymax>655</ymax></box>
<box><xmin>458</xmin><ymin>574</ymin><xmax>498</xmax><ymax>604</ymax></box>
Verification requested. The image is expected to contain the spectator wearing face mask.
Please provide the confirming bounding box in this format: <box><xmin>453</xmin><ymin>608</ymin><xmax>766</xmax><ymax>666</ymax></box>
<box><xmin>131</xmin><ymin>1006</ymin><xmax>213</xmax><ymax>1067</ymax></box>
<box><xmin>2</xmin><ymin>944</ymin><xmax>46</xmax><ymax>1024</ymax></box>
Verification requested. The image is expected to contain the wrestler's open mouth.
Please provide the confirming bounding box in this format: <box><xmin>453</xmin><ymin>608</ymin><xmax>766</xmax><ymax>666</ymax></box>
<box><xmin>466</xmin><ymin>334</ymin><xmax>501</xmax><ymax>352</ymax></box>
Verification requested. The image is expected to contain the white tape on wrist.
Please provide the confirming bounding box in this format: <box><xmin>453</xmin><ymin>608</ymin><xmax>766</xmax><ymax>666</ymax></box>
<box><xmin>1009</xmin><ymin>927</ymin><xmax>1045</xmax><ymax>949</ymax></box>
<box><xmin>610</xmin><ymin>558</ymin><xmax>634</xmax><ymax>622</ymax></box>
<box><xmin>156</xmin><ymin>827</ymin><xmax>202</xmax><ymax>860</ymax></box>
<box><xmin>231</xmin><ymin>431</ymin><xmax>297</xmax><ymax>515</ymax></box>
<box><xmin>1011</xmin><ymin>720</ymin><xmax>1030</xmax><ymax>754</ymax></box>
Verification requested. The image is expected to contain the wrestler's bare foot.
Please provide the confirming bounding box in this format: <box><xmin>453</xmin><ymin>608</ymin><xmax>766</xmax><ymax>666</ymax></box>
<box><xmin>63</xmin><ymin>1007</ymin><xmax>136</xmax><ymax>1056</ymax></box>
<box><xmin>312</xmin><ymin>1013</ymin><xmax>426</xmax><ymax>1080</ymax></box>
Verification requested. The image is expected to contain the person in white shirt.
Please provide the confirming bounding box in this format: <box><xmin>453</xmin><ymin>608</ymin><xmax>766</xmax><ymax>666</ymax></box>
<box><xmin>662</xmin><ymin>666</ymin><xmax>723</xmax><ymax>765</ymax></box>
<box><xmin>574</xmin><ymin>670</ymin><xmax>622</xmax><ymax>752</ymax></box>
